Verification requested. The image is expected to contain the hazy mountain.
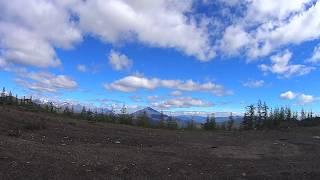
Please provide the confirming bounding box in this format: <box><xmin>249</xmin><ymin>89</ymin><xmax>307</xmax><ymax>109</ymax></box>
<box><xmin>175</xmin><ymin>115</ymin><xmax>243</xmax><ymax>123</ymax></box>
<box><xmin>33</xmin><ymin>98</ymin><xmax>110</xmax><ymax>114</ymax></box>
<box><xmin>132</xmin><ymin>107</ymin><xmax>168</xmax><ymax>120</ymax></box>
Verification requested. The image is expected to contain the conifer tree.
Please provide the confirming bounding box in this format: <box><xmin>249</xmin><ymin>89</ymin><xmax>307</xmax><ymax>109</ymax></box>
<box><xmin>81</xmin><ymin>106</ymin><xmax>87</xmax><ymax>119</ymax></box>
<box><xmin>187</xmin><ymin>115</ymin><xmax>196</xmax><ymax>130</ymax></box>
<box><xmin>242</xmin><ymin>105</ymin><xmax>255</xmax><ymax>130</ymax></box>
<box><xmin>285</xmin><ymin>107</ymin><xmax>292</xmax><ymax>121</ymax></box>
<box><xmin>167</xmin><ymin>115</ymin><xmax>178</xmax><ymax>130</ymax></box>
<box><xmin>279</xmin><ymin>107</ymin><xmax>285</xmax><ymax>122</ymax></box>
<box><xmin>256</xmin><ymin>100</ymin><xmax>263</xmax><ymax>129</ymax></box>
<box><xmin>203</xmin><ymin>113</ymin><xmax>217</xmax><ymax>130</ymax></box>
<box><xmin>301</xmin><ymin>109</ymin><xmax>306</xmax><ymax>120</ymax></box>
<box><xmin>137</xmin><ymin>111</ymin><xmax>150</xmax><ymax>128</ymax></box>
<box><xmin>292</xmin><ymin>111</ymin><xmax>298</xmax><ymax>121</ymax></box>
<box><xmin>158</xmin><ymin>111</ymin><xmax>166</xmax><ymax>128</ymax></box>
<box><xmin>15</xmin><ymin>94</ymin><xmax>18</xmax><ymax>105</ymax></box>
<box><xmin>227</xmin><ymin>112</ymin><xmax>234</xmax><ymax>131</ymax></box>
<box><xmin>63</xmin><ymin>106</ymin><xmax>71</xmax><ymax>116</ymax></box>
<box><xmin>119</xmin><ymin>105</ymin><xmax>132</xmax><ymax>125</ymax></box>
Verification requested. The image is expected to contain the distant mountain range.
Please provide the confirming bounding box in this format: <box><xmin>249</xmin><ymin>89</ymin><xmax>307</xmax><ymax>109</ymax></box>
<box><xmin>32</xmin><ymin>99</ymin><xmax>243</xmax><ymax>125</ymax></box>
<box><xmin>33</xmin><ymin>98</ymin><xmax>110</xmax><ymax>114</ymax></box>
<box><xmin>132</xmin><ymin>107</ymin><xmax>243</xmax><ymax>124</ymax></box>
<box><xmin>132</xmin><ymin>107</ymin><xmax>169</xmax><ymax>121</ymax></box>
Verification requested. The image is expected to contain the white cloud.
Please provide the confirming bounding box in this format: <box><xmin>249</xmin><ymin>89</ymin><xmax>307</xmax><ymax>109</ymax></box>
<box><xmin>151</xmin><ymin>97</ymin><xmax>213</xmax><ymax>109</ymax></box>
<box><xmin>147</xmin><ymin>95</ymin><xmax>160</xmax><ymax>102</ymax></box>
<box><xmin>219</xmin><ymin>25</ymin><xmax>250</xmax><ymax>55</ymax></box>
<box><xmin>259</xmin><ymin>50</ymin><xmax>314</xmax><ymax>78</ymax></box>
<box><xmin>243</xmin><ymin>79</ymin><xmax>265</xmax><ymax>88</ymax></box>
<box><xmin>298</xmin><ymin>94</ymin><xmax>316</xmax><ymax>105</ymax></box>
<box><xmin>280</xmin><ymin>91</ymin><xmax>318</xmax><ymax>105</ymax></box>
<box><xmin>104</xmin><ymin>75</ymin><xmax>232</xmax><ymax>96</ymax></box>
<box><xmin>76</xmin><ymin>0</ymin><xmax>214</xmax><ymax>61</ymax></box>
<box><xmin>219</xmin><ymin>0</ymin><xmax>320</xmax><ymax>59</ymax></box>
<box><xmin>280</xmin><ymin>91</ymin><xmax>297</xmax><ymax>100</ymax></box>
<box><xmin>170</xmin><ymin>90</ymin><xmax>182</xmax><ymax>96</ymax></box>
<box><xmin>307</xmin><ymin>44</ymin><xmax>320</xmax><ymax>63</ymax></box>
<box><xmin>15</xmin><ymin>71</ymin><xmax>78</xmax><ymax>93</ymax></box>
<box><xmin>130</xmin><ymin>95</ymin><xmax>144</xmax><ymax>103</ymax></box>
<box><xmin>108</xmin><ymin>50</ymin><xmax>132</xmax><ymax>71</ymax></box>
<box><xmin>77</xmin><ymin>64</ymin><xmax>87</xmax><ymax>72</ymax></box>
<box><xmin>246</xmin><ymin>0</ymin><xmax>312</xmax><ymax>22</ymax></box>
<box><xmin>0</xmin><ymin>0</ymin><xmax>82</xmax><ymax>68</ymax></box>
<box><xmin>0</xmin><ymin>0</ymin><xmax>215</xmax><ymax>67</ymax></box>
<box><xmin>0</xmin><ymin>57</ymin><xmax>7</xmax><ymax>69</ymax></box>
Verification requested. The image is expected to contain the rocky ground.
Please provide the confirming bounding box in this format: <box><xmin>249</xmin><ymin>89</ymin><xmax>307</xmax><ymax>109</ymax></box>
<box><xmin>1</xmin><ymin>106</ymin><xmax>320</xmax><ymax>179</ymax></box>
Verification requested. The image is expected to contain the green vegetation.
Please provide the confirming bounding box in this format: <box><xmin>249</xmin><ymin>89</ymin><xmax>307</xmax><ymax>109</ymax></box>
<box><xmin>1</xmin><ymin>87</ymin><xmax>320</xmax><ymax>131</ymax></box>
<box><xmin>242</xmin><ymin>100</ymin><xmax>320</xmax><ymax>130</ymax></box>
<box><xmin>203</xmin><ymin>114</ymin><xmax>217</xmax><ymax>130</ymax></box>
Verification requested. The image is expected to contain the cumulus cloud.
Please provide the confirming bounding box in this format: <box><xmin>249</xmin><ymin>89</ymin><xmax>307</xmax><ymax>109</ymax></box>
<box><xmin>2</xmin><ymin>0</ymin><xmax>318</xmax><ymax>68</ymax></box>
<box><xmin>280</xmin><ymin>91</ymin><xmax>297</xmax><ymax>100</ymax></box>
<box><xmin>0</xmin><ymin>0</ymin><xmax>82</xmax><ymax>68</ymax></box>
<box><xmin>104</xmin><ymin>75</ymin><xmax>232</xmax><ymax>96</ymax></box>
<box><xmin>298</xmin><ymin>94</ymin><xmax>316</xmax><ymax>105</ymax></box>
<box><xmin>151</xmin><ymin>97</ymin><xmax>213</xmax><ymax>109</ymax></box>
<box><xmin>129</xmin><ymin>95</ymin><xmax>144</xmax><ymax>103</ymax></box>
<box><xmin>219</xmin><ymin>25</ymin><xmax>250</xmax><ymax>55</ymax></box>
<box><xmin>108</xmin><ymin>50</ymin><xmax>132</xmax><ymax>71</ymax></box>
<box><xmin>280</xmin><ymin>90</ymin><xmax>318</xmax><ymax>105</ymax></box>
<box><xmin>170</xmin><ymin>91</ymin><xmax>183</xmax><ymax>96</ymax></box>
<box><xmin>259</xmin><ymin>50</ymin><xmax>314</xmax><ymax>78</ymax></box>
<box><xmin>76</xmin><ymin>0</ymin><xmax>214</xmax><ymax>61</ymax></box>
<box><xmin>243</xmin><ymin>79</ymin><xmax>265</xmax><ymax>88</ymax></box>
<box><xmin>0</xmin><ymin>0</ymin><xmax>215</xmax><ymax>68</ymax></box>
<box><xmin>219</xmin><ymin>0</ymin><xmax>320</xmax><ymax>59</ymax></box>
<box><xmin>15</xmin><ymin>71</ymin><xmax>78</xmax><ymax>93</ymax></box>
<box><xmin>307</xmin><ymin>44</ymin><xmax>320</xmax><ymax>63</ymax></box>
<box><xmin>77</xmin><ymin>64</ymin><xmax>87</xmax><ymax>72</ymax></box>
<box><xmin>0</xmin><ymin>57</ymin><xmax>7</xmax><ymax>69</ymax></box>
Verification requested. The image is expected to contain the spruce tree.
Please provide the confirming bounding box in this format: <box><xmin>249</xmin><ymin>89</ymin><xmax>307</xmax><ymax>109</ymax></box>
<box><xmin>158</xmin><ymin>111</ymin><xmax>166</xmax><ymax>128</ymax></box>
<box><xmin>137</xmin><ymin>111</ymin><xmax>150</xmax><ymax>128</ymax></box>
<box><xmin>256</xmin><ymin>100</ymin><xmax>263</xmax><ymax>129</ymax></box>
<box><xmin>261</xmin><ymin>102</ymin><xmax>269</xmax><ymax>128</ymax></box>
<box><xmin>167</xmin><ymin>115</ymin><xmax>178</xmax><ymax>130</ymax></box>
<box><xmin>242</xmin><ymin>105</ymin><xmax>255</xmax><ymax>130</ymax></box>
<box><xmin>81</xmin><ymin>106</ymin><xmax>87</xmax><ymax>119</ymax></box>
<box><xmin>301</xmin><ymin>109</ymin><xmax>306</xmax><ymax>120</ymax></box>
<box><xmin>285</xmin><ymin>107</ymin><xmax>292</xmax><ymax>121</ymax></box>
<box><xmin>227</xmin><ymin>112</ymin><xmax>234</xmax><ymax>131</ymax></box>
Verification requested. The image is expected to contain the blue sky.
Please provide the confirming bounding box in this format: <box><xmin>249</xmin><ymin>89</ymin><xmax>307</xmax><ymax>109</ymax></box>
<box><xmin>1</xmin><ymin>0</ymin><xmax>320</xmax><ymax>114</ymax></box>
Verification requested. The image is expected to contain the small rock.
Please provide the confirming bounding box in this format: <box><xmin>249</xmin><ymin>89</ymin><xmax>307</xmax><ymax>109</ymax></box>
<box><xmin>242</xmin><ymin>173</ymin><xmax>247</xmax><ymax>177</ymax></box>
<box><xmin>114</xmin><ymin>140</ymin><xmax>121</xmax><ymax>144</ymax></box>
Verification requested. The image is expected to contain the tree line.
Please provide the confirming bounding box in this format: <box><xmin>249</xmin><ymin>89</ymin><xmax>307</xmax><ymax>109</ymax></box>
<box><xmin>0</xmin><ymin>88</ymin><xmax>180</xmax><ymax>129</ymax></box>
<box><xmin>1</xmin><ymin>87</ymin><xmax>320</xmax><ymax>131</ymax></box>
<box><xmin>242</xmin><ymin>100</ymin><xmax>320</xmax><ymax>130</ymax></box>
